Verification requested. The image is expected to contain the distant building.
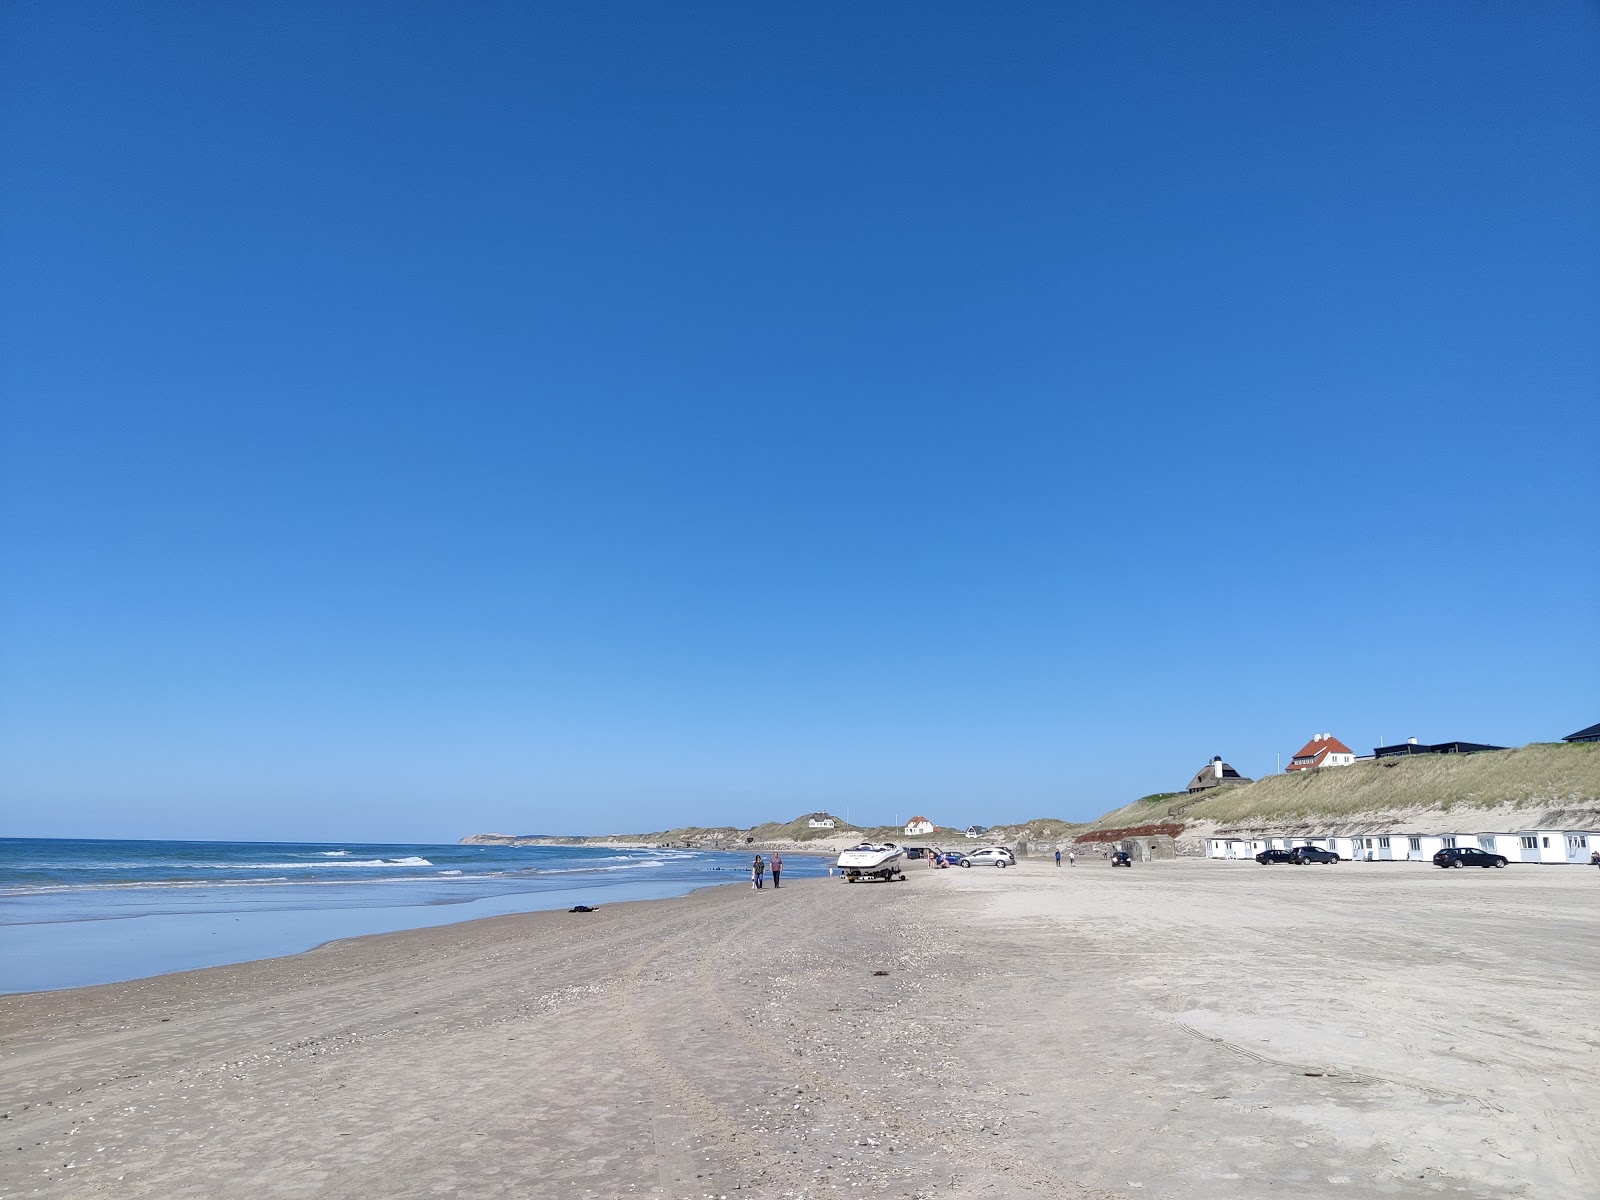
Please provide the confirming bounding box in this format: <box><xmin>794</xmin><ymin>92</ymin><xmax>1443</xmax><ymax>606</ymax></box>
<box><xmin>806</xmin><ymin>814</ymin><xmax>836</xmax><ymax>829</ymax></box>
<box><xmin>1287</xmin><ymin>733</ymin><xmax>1357</xmax><ymax>771</ymax></box>
<box><xmin>964</xmin><ymin>825</ymin><xmax>988</xmax><ymax>839</ymax></box>
<box><xmin>904</xmin><ymin>816</ymin><xmax>935</xmax><ymax>836</ymax></box>
<box><xmin>1208</xmin><ymin>828</ymin><xmax>1598</xmax><ymax>866</ymax></box>
<box><xmin>1563</xmin><ymin>723</ymin><xmax>1600</xmax><ymax>744</ymax></box>
<box><xmin>1373</xmin><ymin>737</ymin><xmax>1507</xmax><ymax>759</ymax></box>
<box><xmin>1186</xmin><ymin>756</ymin><xmax>1253</xmax><ymax>794</ymax></box>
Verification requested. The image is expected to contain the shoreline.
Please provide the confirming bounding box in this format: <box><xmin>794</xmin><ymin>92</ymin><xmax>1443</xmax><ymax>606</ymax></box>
<box><xmin>0</xmin><ymin>876</ymin><xmax>748</xmax><ymax>1004</ymax></box>
<box><xmin>0</xmin><ymin>841</ymin><xmax>837</xmax><ymax>996</ymax></box>
<box><xmin>4</xmin><ymin>861</ymin><xmax>1592</xmax><ymax>1198</ymax></box>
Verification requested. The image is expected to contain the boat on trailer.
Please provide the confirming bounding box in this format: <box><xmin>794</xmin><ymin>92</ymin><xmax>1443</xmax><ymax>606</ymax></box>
<box><xmin>835</xmin><ymin>841</ymin><xmax>908</xmax><ymax>883</ymax></box>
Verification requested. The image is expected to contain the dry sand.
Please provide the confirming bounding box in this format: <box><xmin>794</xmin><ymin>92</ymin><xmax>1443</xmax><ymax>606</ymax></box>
<box><xmin>2</xmin><ymin>859</ymin><xmax>1595</xmax><ymax>1198</ymax></box>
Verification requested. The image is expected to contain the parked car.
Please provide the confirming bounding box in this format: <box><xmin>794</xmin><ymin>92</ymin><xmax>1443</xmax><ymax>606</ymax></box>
<box><xmin>963</xmin><ymin>846</ymin><xmax>1015</xmax><ymax>868</ymax></box>
<box><xmin>1433</xmin><ymin>846</ymin><xmax>1508</xmax><ymax>869</ymax></box>
<box><xmin>1290</xmin><ymin>845</ymin><xmax>1340</xmax><ymax>864</ymax></box>
<box><xmin>1255</xmin><ymin>848</ymin><xmax>1296</xmax><ymax>864</ymax></box>
<box><xmin>904</xmin><ymin>846</ymin><xmax>927</xmax><ymax>860</ymax></box>
<box><xmin>937</xmin><ymin>849</ymin><xmax>968</xmax><ymax>867</ymax></box>
<box><xmin>1110</xmin><ymin>850</ymin><xmax>1133</xmax><ymax>867</ymax></box>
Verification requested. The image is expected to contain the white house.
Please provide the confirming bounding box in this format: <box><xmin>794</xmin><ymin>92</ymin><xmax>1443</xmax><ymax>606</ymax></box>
<box><xmin>1286</xmin><ymin>733</ymin><xmax>1358</xmax><ymax>771</ymax></box>
<box><xmin>806</xmin><ymin>814</ymin><xmax>836</xmax><ymax>829</ymax></box>
<box><xmin>904</xmin><ymin>816</ymin><xmax>935</xmax><ymax>836</ymax></box>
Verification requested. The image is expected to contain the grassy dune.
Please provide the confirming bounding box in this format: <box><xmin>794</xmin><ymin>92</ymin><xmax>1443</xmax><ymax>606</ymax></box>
<box><xmin>1173</xmin><ymin>742</ymin><xmax>1600</xmax><ymax>825</ymax></box>
<box><xmin>743</xmin><ymin>813</ymin><xmax>863</xmax><ymax>842</ymax></box>
<box><xmin>467</xmin><ymin>746</ymin><xmax>1600</xmax><ymax>846</ymax></box>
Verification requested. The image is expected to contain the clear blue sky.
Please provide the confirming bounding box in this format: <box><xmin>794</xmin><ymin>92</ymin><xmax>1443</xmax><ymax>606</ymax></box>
<box><xmin>2</xmin><ymin>2</ymin><xmax>1596</xmax><ymax>843</ymax></box>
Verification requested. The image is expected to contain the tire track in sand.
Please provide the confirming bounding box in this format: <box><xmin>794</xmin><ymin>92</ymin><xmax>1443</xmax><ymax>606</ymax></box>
<box><xmin>666</xmin><ymin>887</ymin><xmax>1123</xmax><ymax>1199</ymax></box>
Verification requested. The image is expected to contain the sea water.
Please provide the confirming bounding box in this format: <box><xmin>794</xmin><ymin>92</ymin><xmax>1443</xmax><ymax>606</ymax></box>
<box><xmin>0</xmin><ymin>837</ymin><xmax>829</xmax><ymax>994</ymax></box>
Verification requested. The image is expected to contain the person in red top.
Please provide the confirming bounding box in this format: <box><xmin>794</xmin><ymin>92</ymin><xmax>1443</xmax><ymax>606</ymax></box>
<box><xmin>770</xmin><ymin>852</ymin><xmax>784</xmax><ymax>888</ymax></box>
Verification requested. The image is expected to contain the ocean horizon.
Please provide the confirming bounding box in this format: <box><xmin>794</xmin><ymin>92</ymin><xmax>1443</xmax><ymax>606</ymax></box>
<box><xmin>0</xmin><ymin>836</ymin><xmax>829</xmax><ymax>994</ymax></box>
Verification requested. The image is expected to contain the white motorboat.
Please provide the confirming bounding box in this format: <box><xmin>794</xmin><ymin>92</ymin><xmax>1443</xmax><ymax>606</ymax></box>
<box><xmin>835</xmin><ymin>841</ymin><xmax>907</xmax><ymax>883</ymax></box>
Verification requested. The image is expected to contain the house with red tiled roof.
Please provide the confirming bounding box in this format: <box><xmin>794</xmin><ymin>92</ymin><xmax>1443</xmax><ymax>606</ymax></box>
<box><xmin>904</xmin><ymin>816</ymin><xmax>935</xmax><ymax>835</ymax></box>
<box><xmin>1287</xmin><ymin>733</ymin><xmax>1356</xmax><ymax>771</ymax></box>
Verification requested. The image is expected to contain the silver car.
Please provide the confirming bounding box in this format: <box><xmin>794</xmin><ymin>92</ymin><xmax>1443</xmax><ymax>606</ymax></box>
<box><xmin>963</xmin><ymin>845</ymin><xmax>1016</xmax><ymax>868</ymax></box>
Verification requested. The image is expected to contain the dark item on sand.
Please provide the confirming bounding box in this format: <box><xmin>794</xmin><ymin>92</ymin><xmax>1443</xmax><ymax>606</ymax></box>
<box><xmin>568</xmin><ymin>905</ymin><xmax>598</xmax><ymax>913</ymax></box>
<box><xmin>1431</xmin><ymin>847</ymin><xmax>1508</xmax><ymax>869</ymax></box>
<box><xmin>1110</xmin><ymin>851</ymin><xmax>1133</xmax><ymax>868</ymax></box>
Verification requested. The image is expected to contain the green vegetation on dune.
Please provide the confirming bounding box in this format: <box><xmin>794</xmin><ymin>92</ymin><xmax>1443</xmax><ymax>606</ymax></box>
<box><xmin>468</xmin><ymin>748</ymin><xmax>1600</xmax><ymax>846</ymax></box>
<box><xmin>987</xmin><ymin>817</ymin><xmax>1090</xmax><ymax>840</ymax></box>
<box><xmin>1080</xmin><ymin>792</ymin><xmax>1202</xmax><ymax>831</ymax></box>
<box><xmin>1182</xmin><ymin>742</ymin><xmax>1600</xmax><ymax>825</ymax></box>
<box><xmin>742</xmin><ymin>813</ymin><xmax>863</xmax><ymax>842</ymax></box>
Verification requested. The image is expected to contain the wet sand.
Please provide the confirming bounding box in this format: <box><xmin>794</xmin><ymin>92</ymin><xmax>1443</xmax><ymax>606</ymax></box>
<box><xmin>1</xmin><ymin>859</ymin><xmax>1594</xmax><ymax>1198</ymax></box>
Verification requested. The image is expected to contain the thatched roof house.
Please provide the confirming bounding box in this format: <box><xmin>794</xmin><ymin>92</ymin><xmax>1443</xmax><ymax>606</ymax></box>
<box><xmin>1186</xmin><ymin>756</ymin><xmax>1252</xmax><ymax>794</ymax></box>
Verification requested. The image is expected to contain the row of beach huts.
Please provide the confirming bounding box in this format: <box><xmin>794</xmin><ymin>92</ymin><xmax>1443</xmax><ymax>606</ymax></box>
<box><xmin>1206</xmin><ymin>828</ymin><xmax>1596</xmax><ymax>865</ymax></box>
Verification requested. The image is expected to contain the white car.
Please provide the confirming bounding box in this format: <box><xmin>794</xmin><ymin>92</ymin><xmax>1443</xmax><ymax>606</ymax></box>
<box><xmin>963</xmin><ymin>846</ymin><xmax>1016</xmax><ymax>868</ymax></box>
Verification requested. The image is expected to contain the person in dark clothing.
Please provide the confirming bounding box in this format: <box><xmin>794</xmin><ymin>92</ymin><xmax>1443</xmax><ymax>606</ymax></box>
<box><xmin>770</xmin><ymin>852</ymin><xmax>783</xmax><ymax>888</ymax></box>
<box><xmin>751</xmin><ymin>854</ymin><xmax>765</xmax><ymax>890</ymax></box>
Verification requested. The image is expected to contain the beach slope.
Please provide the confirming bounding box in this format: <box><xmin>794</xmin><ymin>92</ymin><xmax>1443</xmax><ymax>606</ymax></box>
<box><xmin>2</xmin><ymin>861</ymin><xmax>1594</xmax><ymax>1198</ymax></box>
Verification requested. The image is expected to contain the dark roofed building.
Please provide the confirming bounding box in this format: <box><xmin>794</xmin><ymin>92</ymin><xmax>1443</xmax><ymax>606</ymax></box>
<box><xmin>1563</xmin><ymin>723</ymin><xmax>1600</xmax><ymax>744</ymax></box>
<box><xmin>1373</xmin><ymin>738</ymin><xmax>1507</xmax><ymax>759</ymax></box>
<box><xmin>1186</xmin><ymin>756</ymin><xmax>1253</xmax><ymax>794</ymax></box>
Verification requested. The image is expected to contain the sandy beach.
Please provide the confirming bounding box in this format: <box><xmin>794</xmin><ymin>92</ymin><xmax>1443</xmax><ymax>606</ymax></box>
<box><xmin>2</xmin><ymin>859</ymin><xmax>1595</xmax><ymax>1199</ymax></box>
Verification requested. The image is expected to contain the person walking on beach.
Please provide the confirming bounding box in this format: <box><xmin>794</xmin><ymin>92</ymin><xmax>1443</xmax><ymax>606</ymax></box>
<box><xmin>1055</xmin><ymin>849</ymin><xmax>1061</xmax><ymax>867</ymax></box>
<box><xmin>1068</xmin><ymin>850</ymin><xmax>1076</xmax><ymax>867</ymax></box>
<box><xmin>751</xmin><ymin>854</ymin><xmax>765</xmax><ymax>890</ymax></box>
<box><xmin>770</xmin><ymin>852</ymin><xmax>783</xmax><ymax>889</ymax></box>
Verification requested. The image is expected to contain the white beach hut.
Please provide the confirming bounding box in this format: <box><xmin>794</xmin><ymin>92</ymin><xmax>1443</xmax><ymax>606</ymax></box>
<box><xmin>1207</xmin><ymin>837</ymin><xmax>1255</xmax><ymax>859</ymax></box>
<box><xmin>1516</xmin><ymin>830</ymin><xmax>1599</xmax><ymax>864</ymax></box>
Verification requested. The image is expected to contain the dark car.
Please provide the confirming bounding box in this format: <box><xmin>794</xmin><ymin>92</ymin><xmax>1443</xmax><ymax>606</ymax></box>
<box><xmin>938</xmin><ymin>849</ymin><xmax>968</xmax><ymax>867</ymax></box>
<box><xmin>904</xmin><ymin>846</ymin><xmax>927</xmax><ymax>860</ymax></box>
<box><xmin>1290</xmin><ymin>845</ymin><xmax>1340</xmax><ymax>864</ymax></box>
<box><xmin>1433</xmin><ymin>846</ymin><xmax>1508</xmax><ymax>869</ymax></box>
<box><xmin>1255</xmin><ymin>848</ymin><xmax>1296</xmax><ymax>864</ymax></box>
<box><xmin>1110</xmin><ymin>850</ymin><xmax>1133</xmax><ymax>867</ymax></box>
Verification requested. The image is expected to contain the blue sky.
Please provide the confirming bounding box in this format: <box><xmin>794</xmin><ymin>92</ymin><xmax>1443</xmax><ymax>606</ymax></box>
<box><xmin>2</xmin><ymin>2</ymin><xmax>1596</xmax><ymax>842</ymax></box>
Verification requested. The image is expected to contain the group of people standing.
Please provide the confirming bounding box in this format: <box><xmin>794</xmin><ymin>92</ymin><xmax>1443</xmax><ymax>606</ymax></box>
<box><xmin>750</xmin><ymin>852</ymin><xmax>782</xmax><ymax>889</ymax></box>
